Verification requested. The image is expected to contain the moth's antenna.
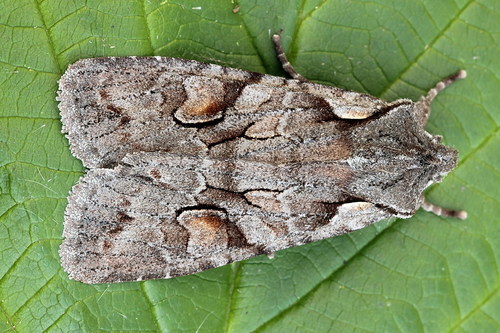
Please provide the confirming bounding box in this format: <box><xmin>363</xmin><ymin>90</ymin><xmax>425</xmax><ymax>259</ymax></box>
<box><xmin>422</xmin><ymin>199</ymin><xmax>467</xmax><ymax>220</ymax></box>
<box><xmin>272</xmin><ymin>32</ymin><xmax>310</xmax><ymax>82</ymax></box>
<box><xmin>415</xmin><ymin>70</ymin><xmax>466</xmax><ymax>127</ymax></box>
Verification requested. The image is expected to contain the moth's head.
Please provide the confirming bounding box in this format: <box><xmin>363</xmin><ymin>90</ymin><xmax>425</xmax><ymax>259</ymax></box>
<box><xmin>349</xmin><ymin>103</ymin><xmax>459</xmax><ymax>217</ymax></box>
<box><xmin>424</xmin><ymin>134</ymin><xmax>458</xmax><ymax>183</ymax></box>
<box><xmin>389</xmin><ymin>102</ymin><xmax>459</xmax><ymax>190</ymax></box>
<box><xmin>395</xmin><ymin>103</ymin><xmax>459</xmax><ymax>215</ymax></box>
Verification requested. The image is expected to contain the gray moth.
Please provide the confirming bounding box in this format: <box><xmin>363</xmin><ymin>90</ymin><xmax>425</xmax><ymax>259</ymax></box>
<box><xmin>57</xmin><ymin>34</ymin><xmax>466</xmax><ymax>284</ymax></box>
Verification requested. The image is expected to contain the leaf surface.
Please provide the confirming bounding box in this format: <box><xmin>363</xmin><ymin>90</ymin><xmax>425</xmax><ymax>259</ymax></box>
<box><xmin>0</xmin><ymin>0</ymin><xmax>498</xmax><ymax>332</ymax></box>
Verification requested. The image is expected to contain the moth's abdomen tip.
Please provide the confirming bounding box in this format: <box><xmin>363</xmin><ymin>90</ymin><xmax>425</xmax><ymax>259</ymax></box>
<box><xmin>458</xmin><ymin>70</ymin><xmax>467</xmax><ymax>79</ymax></box>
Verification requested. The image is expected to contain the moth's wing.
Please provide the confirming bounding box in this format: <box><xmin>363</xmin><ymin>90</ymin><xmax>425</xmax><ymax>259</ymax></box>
<box><xmin>58</xmin><ymin>57</ymin><xmax>207</xmax><ymax>168</ymax></box>
<box><xmin>60</xmin><ymin>151</ymin><xmax>391</xmax><ymax>283</ymax></box>
<box><xmin>57</xmin><ymin>56</ymin><xmax>390</xmax><ymax>168</ymax></box>
<box><xmin>59</xmin><ymin>153</ymin><xmax>254</xmax><ymax>283</ymax></box>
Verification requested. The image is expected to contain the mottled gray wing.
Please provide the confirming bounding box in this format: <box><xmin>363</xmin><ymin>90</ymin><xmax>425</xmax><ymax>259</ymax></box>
<box><xmin>57</xmin><ymin>56</ymin><xmax>389</xmax><ymax>168</ymax></box>
<box><xmin>60</xmin><ymin>152</ymin><xmax>391</xmax><ymax>283</ymax></box>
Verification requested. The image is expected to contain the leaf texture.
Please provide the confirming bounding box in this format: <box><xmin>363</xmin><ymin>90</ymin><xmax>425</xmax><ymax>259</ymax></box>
<box><xmin>0</xmin><ymin>0</ymin><xmax>498</xmax><ymax>332</ymax></box>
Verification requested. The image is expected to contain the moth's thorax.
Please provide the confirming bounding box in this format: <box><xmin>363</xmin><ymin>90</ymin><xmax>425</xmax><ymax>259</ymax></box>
<box><xmin>205</xmin><ymin>102</ymin><xmax>457</xmax><ymax>217</ymax></box>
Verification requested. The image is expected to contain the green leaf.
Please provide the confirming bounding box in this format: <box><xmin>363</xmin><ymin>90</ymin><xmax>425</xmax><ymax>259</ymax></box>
<box><xmin>1</xmin><ymin>0</ymin><xmax>498</xmax><ymax>332</ymax></box>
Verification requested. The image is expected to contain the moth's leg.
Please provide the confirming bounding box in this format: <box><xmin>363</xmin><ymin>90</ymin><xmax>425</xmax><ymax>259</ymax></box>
<box><xmin>414</xmin><ymin>70</ymin><xmax>467</xmax><ymax>127</ymax></box>
<box><xmin>421</xmin><ymin>197</ymin><xmax>467</xmax><ymax>220</ymax></box>
<box><xmin>272</xmin><ymin>33</ymin><xmax>310</xmax><ymax>82</ymax></box>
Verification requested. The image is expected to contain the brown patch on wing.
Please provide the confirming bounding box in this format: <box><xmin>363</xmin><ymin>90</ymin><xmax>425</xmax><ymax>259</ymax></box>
<box><xmin>288</xmin><ymin>92</ymin><xmax>331</xmax><ymax>110</ymax></box>
<box><xmin>116</xmin><ymin>211</ymin><xmax>134</xmax><ymax>223</ymax></box>
<box><xmin>118</xmin><ymin>115</ymin><xmax>131</xmax><ymax>126</ymax></box>
<box><xmin>118</xmin><ymin>132</ymin><xmax>131</xmax><ymax>143</ymax></box>
<box><xmin>182</xmin><ymin>98</ymin><xmax>222</xmax><ymax>117</ymax></box>
<box><xmin>106</xmin><ymin>104</ymin><xmax>122</xmax><ymax>114</ymax></box>
<box><xmin>311</xmin><ymin>164</ymin><xmax>353</xmax><ymax>185</ymax></box>
<box><xmin>296</xmin><ymin>136</ymin><xmax>353</xmax><ymax>163</ymax></box>
<box><xmin>102</xmin><ymin>239</ymin><xmax>112</xmax><ymax>250</ymax></box>
<box><xmin>177</xmin><ymin>210</ymin><xmax>229</xmax><ymax>254</ymax></box>
<box><xmin>174</xmin><ymin>76</ymin><xmax>227</xmax><ymax>123</ymax></box>
<box><xmin>312</xmin><ymin>138</ymin><xmax>352</xmax><ymax>161</ymax></box>
<box><xmin>149</xmin><ymin>168</ymin><xmax>161</xmax><ymax>179</ymax></box>
<box><xmin>188</xmin><ymin>215</ymin><xmax>225</xmax><ymax>239</ymax></box>
<box><xmin>226</xmin><ymin>223</ymin><xmax>250</xmax><ymax>248</ymax></box>
<box><xmin>99</xmin><ymin>90</ymin><xmax>110</xmax><ymax>99</ymax></box>
<box><xmin>108</xmin><ymin>224</ymin><xmax>124</xmax><ymax>236</ymax></box>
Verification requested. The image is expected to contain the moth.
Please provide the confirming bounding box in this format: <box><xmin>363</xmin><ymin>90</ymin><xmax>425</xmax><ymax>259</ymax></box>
<box><xmin>58</xmin><ymin>34</ymin><xmax>466</xmax><ymax>283</ymax></box>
